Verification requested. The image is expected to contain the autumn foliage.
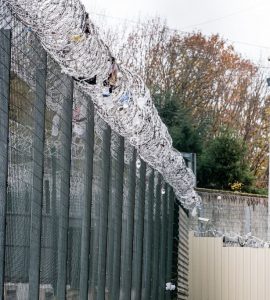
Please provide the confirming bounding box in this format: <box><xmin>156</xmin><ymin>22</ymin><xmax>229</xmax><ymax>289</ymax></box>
<box><xmin>108</xmin><ymin>18</ymin><xmax>270</xmax><ymax>192</ymax></box>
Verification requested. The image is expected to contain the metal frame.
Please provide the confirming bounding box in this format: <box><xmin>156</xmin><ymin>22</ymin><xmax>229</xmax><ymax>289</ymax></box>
<box><xmin>79</xmin><ymin>98</ymin><xmax>95</xmax><ymax>300</ymax></box>
<box><xmin>0</xmin><ymin>17</ymin><xmax>187</xmax><ymax>300</ymax></box>
<box><xmin>150</xmin><ymin>173</ymin><xmax>162</xmax><ymax>299</ymax></box>
<box><xmin>119</xmin><ymin>147</ymin><xmax>137</xmax><ymax>300</ymax></box>
<box><xmin>29</xmin><ymin>51</ymin><xmax>47</xmax><ymax>300</ymax></box>
<box><xmin>141</xmin><ymin>168</ymin><xmax>154</xmax><ymax>300</ymax></box>
<box><xmin>0</xmin><ymin>28</ymin><xmax>11</xmax><ymax>299</ymax></box>
<box><xmin>131</xmin><ymin>160</ymin><xmax>146</xmax><ymax>300</ymax></box>
<box><xmin>105</xmin><ymin>133</ymin><xmax>124</xmax><ymax>300</ymax></box>
<box><xmin>56</xmin><ymin>77</ymin><xmax>74</xmax><ymax>299</ymax></box>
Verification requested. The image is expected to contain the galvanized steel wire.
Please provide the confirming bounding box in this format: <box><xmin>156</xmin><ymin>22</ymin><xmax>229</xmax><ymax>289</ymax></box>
<box><xmin>0</xmin><ymin>8</ymin><xmax>185</xmax><ymax>298</ymax></box>
<box><xmin>1</xmin><ymin>0</ymin><xmax>199</xmax><ymax>210</ymax></box>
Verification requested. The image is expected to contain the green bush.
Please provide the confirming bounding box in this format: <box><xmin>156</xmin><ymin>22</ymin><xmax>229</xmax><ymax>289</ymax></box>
<box><xmin>197</xmin><ymin>131</ymin><xmax>254</xmax><ymax>191</ymax></box>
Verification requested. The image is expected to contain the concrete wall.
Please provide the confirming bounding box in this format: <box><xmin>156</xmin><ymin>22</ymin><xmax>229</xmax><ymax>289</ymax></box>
<box><xmin>190</xmin><ymin>189</ymin><xmax>268</xmax><ymax>240</ymax></box>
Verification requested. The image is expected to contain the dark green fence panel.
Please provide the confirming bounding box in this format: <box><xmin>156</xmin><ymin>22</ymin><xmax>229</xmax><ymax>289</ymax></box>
<box><xmin>39</xmin><ymin>57</ymin><xmax>73</xmax><ymax>299</ymax></box>
<box><xmin>165</xmin><ymin>187</ymin><xmax>175</xmax><ymax>300</ymax></box>
<box><xmin>4</xmin><ymin>23</ymin><xmax>49</xmax><ymax>300</ymax></box>
<box><xmin>89</xmin><ymin>117</ymin><xmax>111</xmax><ymax>300</ymax></box>
<box><xmin>105</xmin><ymin>132</ymin><xmax>124</xmax><ymax>300</ymax></box>
<box><xmin>171</xmin><ymin>200</ymin><xmax>180</xmax><ymax>299</ymax></box>
<box><xmin>119</xmin><ymin>145</ymin><xmax>136</xmax><ymax>300</ymax></box>
<box><xmin>150</xmin><ymin>173</ymin><xmax>162</xmax><ymax>300</ymax></box>
<box><xmin>158</xmin><ymin>183</ymin><xmax>168</xmax><ymax>300</ymax></box>
<box><xmin>0</xmin><ymin>7</ymin><xmax>189</xmax><ymax>300</ymax></box>
<box><xmin>29</xmin><ymin>51</ymin><xmax>47</xmax><ymax>300</ymax></box>
<box><xmin>131</xmin><ymin>159</ymin><xmax>146</xmax><ymax>300</ymax></box>
<box><xmin>96</xmin><ymin>121</ymin><xmax>111</xmax><ymax>300</ymax></box>
<box><xmin>65</xmin><ymin>93</ymin><xmax>95</xmax><ymax>299</ymax></box>
<box><xmin>141</xmin><ymin>168</ymin><xmax>154</xmax><ymax>300</ymax></box>
<box><xmin>79</xmin><ymin>98</ymin><xmax>95</xmax><ymax>300</ymax></box>
<box><xmin>0</xmin><ymin>28</ymin><xmax>11</xmax><ymax>299</ymax></box>
<box><xmin>55</xmin><ymin>77</ymin><xmax>74</xmax><ymax>300</ymax></box>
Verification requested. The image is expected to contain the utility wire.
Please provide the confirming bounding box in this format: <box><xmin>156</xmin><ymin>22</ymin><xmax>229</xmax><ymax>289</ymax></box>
<box><xmin>89</xmin><ymin>11</ymin><xmax>270</xmax><ymax>51</ymax></box>
<box><xmin>181</xmin><ymin>1</ymin><xmax>267</xmax><ymax>30</ymax></box>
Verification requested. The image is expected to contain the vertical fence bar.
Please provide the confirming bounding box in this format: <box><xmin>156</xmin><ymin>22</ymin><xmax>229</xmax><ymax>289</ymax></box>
<box><xmin>89</xmin><ymin>118</ymin><xmax>108</xmax><ymax>300</ymax></box>
<box><xmin>165</xmin><ymin>187</ymin><xmax>175</xmax><ymax>300</ymax></box>
<box><xmin>141</xmin><ymin>168</ymin><xmax>154</xmax><ymax>300</ymax></box>
<box><xmin>171</xmin><ymin>201</ymin><xmax>180</xmax><ymax>299</ymax></box>
<box><xmin>51</xmin><ymin>145</ymin><xmax>58</xmax><ymax>292</ymax></box>
<box><xmin>111</xmin><ymin>135</ymin><xmax>124</xmax><ymax>300</ymax></box>
<box><xmin>79</xmin><ymin>99</ymin><xmax>94</xmax><ymax>300</ymax></box>
<box><xmin>131</xmin><ymin>160</ymin><xmax>146</xmax><ymax>300</ymax></box>
<box><xmin>119</xmin><ymin>147</ymin><xmax>136</xmax><ymax>300</ymax></box>
<box><xmin>87</xmin><ymin>120</ymin><xmax>111</xmax><ymax>300</ymax></box>
<box><xmin>158</xmin><ymin>182</ymin><xmax>168</xmax><ymax>300</ymax></box>
<box><xmin>105</xmin><ymin>133</ymin><xmax>124</xmax><ymax>300</ymax></box>
<box><xmin>29</xmin><ymin>52</ymin><xmax>47</xmax><ymax>300</ymax></box>
<box><xmin>150</xmin><ymin>173</ymin><xmax>162</xmax><ymax>299</ymax></box>
<box><xmin>162</xmin><ymin>185</ymin><xmax>169</xmax><ymax>296</ymax></box>
<box><xmin>56</xmin><ymin>78</ymin><xmax>74</xmax><ymax>300</ymax></box>
<box><xmin>96</xmin><ymin>123</ymin><xmax>111</xmax><ymax>300</ymax></box>
<box><xmin>0</xmin><ymin>28</ymin><xmax>11</xmax><ymax>299</ymax></box>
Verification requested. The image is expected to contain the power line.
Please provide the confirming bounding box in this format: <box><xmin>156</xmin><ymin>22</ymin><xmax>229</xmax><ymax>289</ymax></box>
<box><xmin>181</xmin><ymin>1</ymin><xmax>267</xmax><ymax>30</ymax></box>
<box><xmin>228</xmin><ymin>40</ymin><xmax>270</xmax><ymax>50</ymax></box>
<box><xmin>89</xmin><ymin>11</ymin><xmax>270</xmax><ymax>51</ymax></box>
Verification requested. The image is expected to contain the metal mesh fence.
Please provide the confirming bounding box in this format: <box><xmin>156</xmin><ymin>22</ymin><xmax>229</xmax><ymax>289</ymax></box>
<box><xmin>0</xmin><ymin>7</ymin><xmax>189</xmax><ymax>300</ymax></box>
<box><xmin>131</xmin><ymin>158</ymin><xmax>146</xmax><ymax>300</ymax></box>
<box><xmin>105</xmin><ymin>131</ymin><xmax>124</xmax><ymax>300</ymax></box>
<box><xmin>141</xmin><ymin>167</ymin><xmax>154</xmax><ymax>300</ymax></box>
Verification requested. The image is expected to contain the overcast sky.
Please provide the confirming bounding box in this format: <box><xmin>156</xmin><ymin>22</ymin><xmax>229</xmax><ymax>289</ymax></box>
<box><xmin>82</xmin><ymin>0</ymin><xmax>270</xmax><ymax>66</ymax></box>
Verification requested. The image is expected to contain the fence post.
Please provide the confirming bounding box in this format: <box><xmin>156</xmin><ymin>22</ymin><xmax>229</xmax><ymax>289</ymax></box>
<box><xmin>51</xmin><ymin>145</ymin><xmax>58</xmax><ymax>291</ymax></box>
<box><xmin>79</xmin><ymin>98</ymin><xmax>95</xmax><ymax>300</ymax></box>
<box><xmin>150</xmin><ymin>173</ymin><xmax>162</xmax><ymax>299</ymax></box>
<box><xmin>29</xmin><ymin>51</ymin><xmax>47</xmax><ymax>300</ymax></box>
<box><xmin>131</xmin><ymin>160</ymin><xmax>146</xmax><ymax>300</ymax></box>
<box><xmin>56</xmin><ymin>78</ymin><xmax>74</xmax><ymax>300</ymax></box>
<box><xmin>96</xmin><ymin>122</ymin><xmax>111</xmax><ymax>300</ymax></box>
<box><xmin>141</xmin><ymin>168</ymin><xmax>154</xmax><ymax>300</ymax></box>
<box><xmin>0</xmin><ymin>28</ymin><xmax>11</xmax><ymax>299</ymax></box>
<box><xmin>105</xmin><ymin>133</ymin><xmax>124</xmax><ymax>300</ymax></box>
<box><xmin>165</xmin><ymin>187</ymin><xmax>175</xmax><ymax>300</ymax></box>
<box><xmin>89</xmin><ymin>119</ymin><xmax>111</xmax><ymax>300</ymax></box>
<box><xmin>158</xmin><ymin>182</ymin><xmax>168</xmax><ymax>300</ymax></box>
<box><xmin>119</xmin><ymin>147</ymin><xmax>136</xmax><ymax>300</ymax></box>
<box><xmin>171</xmin><ymin>200</ymin><xmax>180</xmax><ymax>299</ymax></box>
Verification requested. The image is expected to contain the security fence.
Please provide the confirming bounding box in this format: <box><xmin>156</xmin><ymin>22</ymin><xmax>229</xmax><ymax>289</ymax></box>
<box><xmin>0</xmin><ymin>11</ymin><xmax>189</xmax><ymax>300</ymax></box>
